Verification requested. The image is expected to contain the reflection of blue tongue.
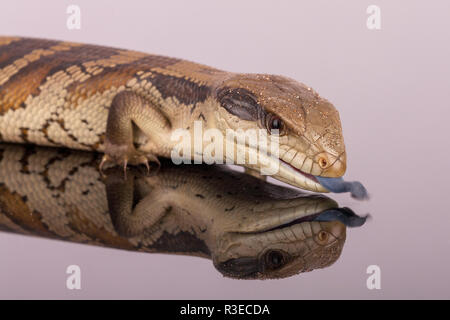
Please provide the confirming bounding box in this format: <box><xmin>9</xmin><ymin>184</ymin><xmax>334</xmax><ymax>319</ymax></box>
<box><xmin>315</xmin><ymin>176</ymin><xmax>369</xmax><ymax>200</ymax></box>
<box><xmin>313</xmin><ymin>208</ymin><xmax>368</xmax><ymax>227</ymax></box>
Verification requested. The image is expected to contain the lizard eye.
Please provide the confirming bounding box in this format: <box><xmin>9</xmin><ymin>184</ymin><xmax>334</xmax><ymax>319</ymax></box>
<box><xmin>266</xmin><ymin>114</ymin><xmax>285</xmax><ymax>135</ymax></box>
<box><xmin>264</xmin><ymin>250</ymin><xmax>285</xmax><ymax>270</ymax></box>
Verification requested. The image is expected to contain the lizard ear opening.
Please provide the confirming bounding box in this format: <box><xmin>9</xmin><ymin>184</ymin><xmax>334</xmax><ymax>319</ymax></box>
<box><xmin>216</xmin><ymin>87</ymin><xmax>261</xmax><ymax>121</ymax></box>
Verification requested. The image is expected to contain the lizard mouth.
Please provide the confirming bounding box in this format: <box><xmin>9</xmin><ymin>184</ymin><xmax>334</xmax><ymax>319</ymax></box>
<box><xmin>257</xmin><ymin>211</ymin><xmax>323</xmax><ymax>234</ymax></box>
<box><xmin>229</xmin><ymin>194</ymin><xmax>339</xmax><ymax>234</ymax></box>
<box><xmin>263</xmin><ymin>207</ymin><xmax>367</xmax><ymax>233</ymax></box>
<box><xmin>276</xmin><ymin>157</ymin><xmax>326</xmax><ymax>192</ymax></box>
<box><xmin>242</xmin><ymin>207</ymin><xmax>366</xmax><ymax>236</ymax></box>
<box><xmin>280</xmin><ymin>159</ymin><xmax>319</xmax><ymax>184</ymax></box>
<box><xmin>225</xmin><ymin>139</ymin><xmax>327</xmax><ymax>192</ymax></box>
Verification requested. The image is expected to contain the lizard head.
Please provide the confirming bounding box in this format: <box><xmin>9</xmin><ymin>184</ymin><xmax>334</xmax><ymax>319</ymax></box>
<box><xmin>212</xmin><ymin>191</ymin><xmax>355</xmax><ymax>280</ymax></box>
<box><xmin>215</xmin><ymin>220</ymin><xmax>346</xmax><ymax>280</ymax></box>
<box><xmin>215</xmin><ymin>74</ymin><xmax>346</xmax><ymax>193</ymax></box>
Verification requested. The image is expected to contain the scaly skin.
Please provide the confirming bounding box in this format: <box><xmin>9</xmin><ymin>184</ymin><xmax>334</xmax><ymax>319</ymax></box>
<box><xmin>0</xmin><ymin>143</ymin><xmax>355</xmax><ymax>279</ymax></box>
<box><xmin>0</xmin><ymin>36</ymin><xmax>347</xmax><ymax>193</ymax></box>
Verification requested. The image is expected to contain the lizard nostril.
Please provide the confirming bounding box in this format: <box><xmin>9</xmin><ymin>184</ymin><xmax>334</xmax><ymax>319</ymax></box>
<box><xmin>319</xmin><ymin>157</ymin><xmax>328</xmax><ymax>169</ymax></box>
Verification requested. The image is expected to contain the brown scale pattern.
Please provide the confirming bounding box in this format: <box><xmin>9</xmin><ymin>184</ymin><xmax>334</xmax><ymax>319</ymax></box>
<box><xmin>0</xmin><ymin>63</ymin><xmax>52</xmax><ymax>113</ymax></box>
<box><xmin>0</xmin><ymin>185</ymin><xmax>56</xmax><ymax>238</ymax></box>
<box><xmin>0</xmin><ymin>38</ymin><xmax>60</xmax><ymax>70</ymax></box>
<box><xmin>64</xmin><ymin>54</ymin><xmax>182</xmax><ymax>101</ymax></box>
<box><xmin>0</xmin><ymin>37</ymin><xmax>218</xmax><ymax>116</ymax></box>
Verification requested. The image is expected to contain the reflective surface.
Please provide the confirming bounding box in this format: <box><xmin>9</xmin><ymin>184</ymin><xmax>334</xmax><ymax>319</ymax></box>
<box><xmin>0</xmin><ymin>144</ymin><xmax>366</xmax><ymax>280</ymax></box>
<box><xmin>1</xmin><ymin>0</ymin><xmax>449</xmax><ymax>299</ymax></box>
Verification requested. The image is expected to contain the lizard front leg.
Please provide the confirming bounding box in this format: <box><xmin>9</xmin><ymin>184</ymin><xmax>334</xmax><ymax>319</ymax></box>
<box><xmin>101</xmin><ymin>90</ymin><xmax>171</xmax><ymax>173</ymax></box>
<box><xmin>105</xmin><ymin>168</ymin><xmax>171</xmax><ymax>237</ymax></box>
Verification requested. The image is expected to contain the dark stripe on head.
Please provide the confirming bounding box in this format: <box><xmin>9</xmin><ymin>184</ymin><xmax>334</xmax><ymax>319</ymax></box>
<box><xmin>146</xmin><ymin>230</ymin><xmax>211</xmax><ymax>256</ymax></box>
<box><xmin>151</xmin><ymin>72</ymin><xmax>211</xmax><ymax>105</ymax></box>
<box><xmin>216</xmin><ymin>87</ymin><xmax>263</xmax><ymax>121</ymax></box>
<box><xmin>216</xmin><ymin>256</ymin><xmax>260</xmax><ymax>279</ymax></box>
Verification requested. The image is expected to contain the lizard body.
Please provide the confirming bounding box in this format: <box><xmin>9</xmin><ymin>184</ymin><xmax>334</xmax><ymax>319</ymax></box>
<box><xmin>0</xmin><ymin>36</ymin><xmax>360</xmax><ymax>195</ymax></box>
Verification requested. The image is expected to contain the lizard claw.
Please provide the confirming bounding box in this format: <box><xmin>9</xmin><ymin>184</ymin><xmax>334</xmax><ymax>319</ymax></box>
<box><xmin>99</xmin><ymin>154</ymin><xmax>131</xmax><ymax>179</ymax></box>
<box><xmin>136</xmin><ymin>153</ymin><xmax>160</xmax><ymax>175</ymax></box>
<box><xmin>99</xmin><ymin>154</ymin><xmax>112</xmax><ymax>177</ymax></box>
<box><xmin>99</xmin><ymin>146</ymin><xmax>159</xmax><ymax>178</ymax></box>
<box><xmin>143</xmin><ymin>160</ymin><xmax>150</xmax><ymax>174</ymax></box>
<box><xmin>146</xmin><ymin>153</ymin><xmax>160</xmax><ymax>170</ymax></box>
<box><xmin>134</xmin><ymin>154</ymin><xmax>150</xmax><ymax>175</ymax></box>
<box><xmin>123</xmin><ymin>159</ymin><xmax>128</xmax><ymax>179</ymax></box>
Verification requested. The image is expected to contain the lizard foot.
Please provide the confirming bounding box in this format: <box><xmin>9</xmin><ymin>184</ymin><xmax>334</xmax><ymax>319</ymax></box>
<box><xmin>99</xmin><ymin>143</ymin><xmax>159</xmax><ymax>178</ymax></box>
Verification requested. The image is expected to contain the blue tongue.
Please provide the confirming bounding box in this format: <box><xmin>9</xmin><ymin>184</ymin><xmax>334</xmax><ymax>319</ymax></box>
<box><xmin>315</xmin><ymin>176</ymin><xmax>369</xmax><ymax>200</ymax></box>
<box><xmin>313</xmin><ymin>208</ymin><xmax>368</xmax><ymax>227</ymax></box>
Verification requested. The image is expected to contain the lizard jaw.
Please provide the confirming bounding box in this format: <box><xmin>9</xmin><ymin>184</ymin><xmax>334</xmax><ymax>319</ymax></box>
<box><xmin>275</xmin><ymin>158</ymin><xmax>328</xmax><ymax>192</ymax></box>
<box><xmin>222</xmin><ymin>138</ymin><xmax>327</xmax><ymax>192</ymax></box>
<box><xmin>280</xmin><ymin>159</ymin><xmax>319</xmax><ymax>183</ymax></box>
<box><xmin>233</xmin><ymin>143</ymin><xmax>328</xmax><ymax>192</ymax></box>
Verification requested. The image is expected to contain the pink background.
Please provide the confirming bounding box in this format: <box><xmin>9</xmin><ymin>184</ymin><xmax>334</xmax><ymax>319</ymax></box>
<box><xmin>0</xmin><ymin>0</ymin><xmax>449</xmax><ymax>299</ymax></box>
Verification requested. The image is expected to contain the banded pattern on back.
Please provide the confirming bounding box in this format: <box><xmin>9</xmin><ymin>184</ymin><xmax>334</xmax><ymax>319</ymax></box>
<box><xmin>0</xmin><ymin>37</ymin><xmax>224</xmax><ymax>151</ymax></box>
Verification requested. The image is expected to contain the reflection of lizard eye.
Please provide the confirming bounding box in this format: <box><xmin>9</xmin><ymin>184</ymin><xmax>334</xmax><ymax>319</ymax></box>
<box><xmin>266</xmin><ymin>114</ymin><xmax>284</xmax><ymax>135</ymax></box>
<box><xmin>265</xmin><ymin>250</ymin><xmax>285</xmax><ymax>270</ymax></box>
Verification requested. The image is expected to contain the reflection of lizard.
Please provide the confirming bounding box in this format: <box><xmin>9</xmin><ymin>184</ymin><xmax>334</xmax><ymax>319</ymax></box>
<box><xmin>0</xmin><ymin>37</ymin><xmax>367</xmax><ymax>197</ymax></box>
<box><xmin>0</xmin><ymin>144</ymin><xmax>365</xmax><ymax>279</ymax></box>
